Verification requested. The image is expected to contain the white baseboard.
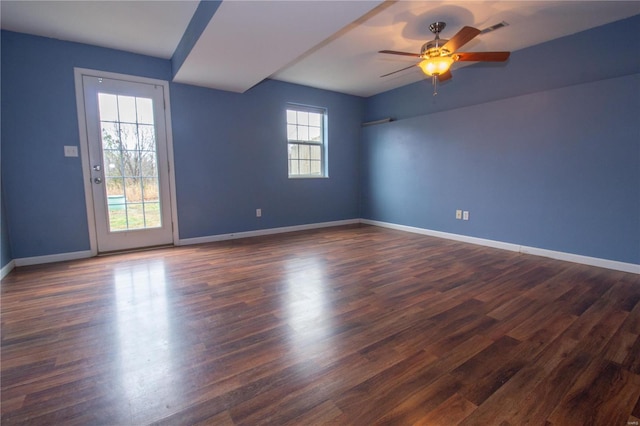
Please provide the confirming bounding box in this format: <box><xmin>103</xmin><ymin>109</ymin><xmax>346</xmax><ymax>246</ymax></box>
<box><xmin>14</xmin><ymin>250</ymin><xmax>93</xmax><ymax>267</ymax></box>
<box><xmin>361</xmin><ymin>219</ymin><xmax>640</xmax><ymax>274</ymax></box>
<box><xmin>177</xmin><ymin>219</ymin><xmax>360</xmax><ymax>246</ymax></box>
<box><xmin>6</xmin><ymin>219</ymin><xmax>637</xmax><ymax>275</ymax></box>
<box><xmin>1</xmin><ymin>260</ymin><xmax>15</xmax><ymax>280</ymax></box>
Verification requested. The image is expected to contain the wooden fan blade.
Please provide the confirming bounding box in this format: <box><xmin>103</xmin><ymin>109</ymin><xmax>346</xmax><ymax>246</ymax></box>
<box><xmin>442</xmin><ymin>26</ymin><xmax>481</xmax><ymax>53</ymax></box>
<box><xmin>380</xmin><ymin>64</ymin><xmax>417</xmax><ymax>78</ymax></box>
<box><xmin>438</xmin><ymin>70</ymin><xmax>452</xmax><ymax>82</ymax></box>
<box><xmin>454</xmin><ymin>51</ymin><xmax>510</xmax><ymax>62</ymax></box>
<box><xmin>379</xmin><ymin>50</ymin><xmax>421</xmax><ymax>58</ymax></box>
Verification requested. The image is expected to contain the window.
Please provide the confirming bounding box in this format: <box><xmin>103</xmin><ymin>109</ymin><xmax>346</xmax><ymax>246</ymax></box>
<box><xmin>287</xmin><ymin>105</ymin><xmax>327</xmax><ymax>178</ymax></box>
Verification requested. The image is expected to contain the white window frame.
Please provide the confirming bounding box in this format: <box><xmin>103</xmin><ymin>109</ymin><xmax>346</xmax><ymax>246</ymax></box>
<box><xmin>286</xmin><ymin>104</ymin><xmax>328</xmax><ymax>178</ymax></box>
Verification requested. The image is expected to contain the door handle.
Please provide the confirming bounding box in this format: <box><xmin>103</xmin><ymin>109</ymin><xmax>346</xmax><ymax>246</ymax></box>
<box><xmin>93</xmin><ymin>177</ymin><xmax>102</xmax><ymax>184</ymax></box>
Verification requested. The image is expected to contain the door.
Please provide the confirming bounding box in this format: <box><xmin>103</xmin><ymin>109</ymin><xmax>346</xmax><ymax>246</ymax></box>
<box><xmin>82</xmin><ymin>75</ymin><xmax>173</xmax><ymax>252</ymax></box>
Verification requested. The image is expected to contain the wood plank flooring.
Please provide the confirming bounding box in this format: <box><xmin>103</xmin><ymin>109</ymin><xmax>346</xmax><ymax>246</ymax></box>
<box><xmin>1</xmin><ymin>224</ymin><xmax>639</xmax><ymax>425</ymax></box>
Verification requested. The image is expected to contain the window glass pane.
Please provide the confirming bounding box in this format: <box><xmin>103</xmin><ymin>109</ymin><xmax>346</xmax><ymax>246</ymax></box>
<box><xmin>286</xmin><ymin>110</ymin><xmax>297</xmax><ymax>124</ymax></box>
<box><xmin>299</xmin><ymin>145</ymin><xmax>310</xmax><ymax>160</ymax></box>
<box><xmin>298</xmin><ymin>126</ymin><xmax>309</xmax><ymax>141</ymax></box>
<box><xmin>287</xmin><ymin>124</ymin><xmax>297</xmax><ymax>141</ymax></box>
<box><xmin>310</xmin><ymin>160</ymin><xmax>321</xmax><ymax>175</ymax></box>
<box><xmin>136</xmin><ymin>98</ymin><xmax>154</xmax><ymax>125</ymax></box>
<box><xmin>299</xmin><ymin>160</ymin><xmax>310</xmax><ymax>175</ymax></box>
<box><xmin>309</xmin><ymin>126</ymin><xmax>321</xmax><ymax>142</ymax></box>
<box><xmin>310</xmin><ymin>145</ymin><xmax>321</xmax><ymax>161</ymax></box>
<box><xmin>297</xmin><ymin>111</ymin><xmax>309</xmax><ymax>125</ymax></box>
<box><xmin>98</xmin><ymin>94</ymin><xmax>118</xmax><ymax>122</ymax></box>
<box><xmin>288</xmin><ymin>143</ymin><xmax>298</xmax><ymax>159</ymax></box>
<box><xmin>117</xmin><ymin>95</ymin><xmax>137</xmax><ymax>123</ymax></box>
<box><xmin>309</xmin><ymin>113</ymin><xmax>322</xmax><ymax>127</ymax></box>
<box><xmin>290</xmin><ymin>160</ymin><xmax>299</xmax><ymax>175</ymax></box>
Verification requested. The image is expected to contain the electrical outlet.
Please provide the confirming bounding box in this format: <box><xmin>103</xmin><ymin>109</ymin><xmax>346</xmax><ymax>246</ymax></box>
<box><xmin>256</xmin><ymin>208</ymin><xmax>262</xmax><ymax>217</ymax></box>
<box><xmin>64</xmin><ymin>145</ymin><xmax>78</xmax><ymax>157</ymax></box>
<box><xmin>463</xmin><ymin>211</ymin><xmax>469</xmax><ymax>221</ymax></box>
<box><xmin>455</xmin><ymin>210</ymin><xmax>462</xmax><ymax>220</ymax></box>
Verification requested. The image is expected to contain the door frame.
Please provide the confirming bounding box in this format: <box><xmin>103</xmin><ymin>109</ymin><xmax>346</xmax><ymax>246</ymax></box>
<box><xmin>74</xmin><ymin>68</ymin><xmax>179</xmax><ymax>255</ymax></box>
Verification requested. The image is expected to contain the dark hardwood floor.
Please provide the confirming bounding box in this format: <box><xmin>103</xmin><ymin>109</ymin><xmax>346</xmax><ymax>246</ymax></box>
<box><xmin>2</xmin><ymin>224</ymin><xmax>639</xmax><ymax>425</ymax></box>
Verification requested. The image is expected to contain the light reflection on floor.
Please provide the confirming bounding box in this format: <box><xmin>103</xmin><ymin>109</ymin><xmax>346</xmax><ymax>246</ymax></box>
<box><xmin>112</xmin><ymin>260</ymin><xmax>182</xmax><ymax>419</ymax></box>
<box><xmin>284</xmin><ymin>257</ymin><xmax>335</xmax><ymax>363</ymax></box>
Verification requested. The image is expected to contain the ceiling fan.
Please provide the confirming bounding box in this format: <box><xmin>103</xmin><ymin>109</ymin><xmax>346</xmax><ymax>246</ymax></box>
<box><xmin>379</xmin><ymin>22</ymin><xmax>510</xmax><ymax>95</ymax></box>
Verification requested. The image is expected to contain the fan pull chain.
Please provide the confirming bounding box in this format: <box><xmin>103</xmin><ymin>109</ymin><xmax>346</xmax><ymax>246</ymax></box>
<box><xmin>432</xmin><ymin>75</ymin><xmax>438</xmax><ymax>96</ymax></box>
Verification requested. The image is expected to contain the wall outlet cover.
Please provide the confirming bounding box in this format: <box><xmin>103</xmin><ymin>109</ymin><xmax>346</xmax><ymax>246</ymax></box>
<box><xmin>64</xmin><ymin>145</ymin><xmax>79</xmax><ymax>157</ymax></box>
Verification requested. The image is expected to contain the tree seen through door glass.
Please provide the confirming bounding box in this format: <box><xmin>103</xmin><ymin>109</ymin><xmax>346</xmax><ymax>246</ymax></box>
<box><xmin>98</xmin><ymin>93</ymin><xmax>161</xmax><ymax>232</ymax></box>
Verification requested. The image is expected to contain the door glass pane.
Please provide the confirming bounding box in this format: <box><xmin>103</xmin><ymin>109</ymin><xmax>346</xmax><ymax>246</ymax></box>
<box><xmin>98</xmin><ymin>94</ymin><xmax>118</xmax><ymax>122</ymax></box>
<box><xmin>104</xmin><ymin>152</ymin><xmax>123</xmax><ymax>177</ymax></box>
<box><xmin>144</xmin><ymin>203</ymin><xmax>161</xmax><ymax>228</ymax></box>
<box><xmin>118</xmin><ymin>96</ymin><xmax>137</xmax><ymax>123</ymax></box>
<box><xmin>120</xmin><ymin>123</ymin><xmax>138</xmax><ymax>150</ymax></box>
<box><xmin>98</xmin><ymin>94</ymin><xmax>162</xmax><ymax>232</ymax></box>
<box><xmin>136</xmin><ymin>98</ymin><xmax>154</xmax><ymax>125</ymax></box>
<box><xmin>101</xmin><ymin>122</ymin><xmax>121</xmax><ymax>150</ymax></box>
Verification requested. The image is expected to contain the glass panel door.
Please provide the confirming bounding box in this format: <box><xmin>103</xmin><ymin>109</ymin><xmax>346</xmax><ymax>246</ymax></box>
<box><xmin>82</xmin><ymin>75</ymin><xmax>173</xmax><ymax>252</ymax></box>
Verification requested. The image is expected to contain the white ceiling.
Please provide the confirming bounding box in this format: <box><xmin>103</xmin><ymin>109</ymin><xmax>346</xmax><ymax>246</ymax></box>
<box><xmin>2</xmin><ymin>1</ymin><xmax>639</xmax><ymax>97</ymax></box>
<box><xmin>0</xmin><ymin>1</ymin><xmax>199</xmax><ymax>59</ymax></box>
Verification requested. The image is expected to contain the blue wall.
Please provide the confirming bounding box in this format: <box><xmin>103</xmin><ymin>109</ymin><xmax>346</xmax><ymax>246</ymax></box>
<box><xmin>171</xmin><ymin>80</ymin><xmax>362</xmax><ymax>239</ymax></box>
<box><xmin>1</xmin><ymin>190</ymin><xmax>12</xmax><ymax>268</ymax></box>
<box><xmin>361</xmin><ymin>15</ymin><xmax>640</xmax><ymax>264</ymax></box>
<box><xmin>1</xmin><ymin>30</ymin><xmax>363</xmax><ymax>259</ymax></box>
<box><xmin>2</xmin><ymin>14</ymin><xmax>639</xmax><ymax>266</ymax></box>
<box><xmin>1</xmin><ymin>31</ymin><xmax>172</xmax><ymax>259</ymax></box>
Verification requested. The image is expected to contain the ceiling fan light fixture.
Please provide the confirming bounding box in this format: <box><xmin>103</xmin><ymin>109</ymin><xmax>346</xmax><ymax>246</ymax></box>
<box><xmin>418</xmin><ymin>56</ymin><xmax>453</xmax><ymax>76</ymax></box>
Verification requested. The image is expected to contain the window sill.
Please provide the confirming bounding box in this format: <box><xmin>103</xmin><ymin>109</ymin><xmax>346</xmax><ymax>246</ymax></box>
<box><xmin>288</xmin><ymin>175</ymin><xmax>329</xmax><ymax>179</ymax></box>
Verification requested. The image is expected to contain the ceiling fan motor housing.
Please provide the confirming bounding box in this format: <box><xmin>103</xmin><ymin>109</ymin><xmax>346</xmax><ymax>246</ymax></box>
<box><xmin>420</xmin><ymin>39</ymin><xmax>450</xmax><ymax>58</ymax></box>
<box><xmin>421</xmin><ymin>22</ymin><xmax>450</xmax><ymax>58</ymax></box>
